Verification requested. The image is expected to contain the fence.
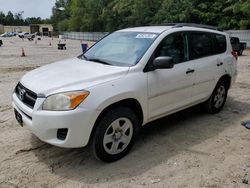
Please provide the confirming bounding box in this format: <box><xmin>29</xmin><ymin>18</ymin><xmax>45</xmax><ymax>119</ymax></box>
<box><xmin>226</xmin><ymin>30</ymin><xmax>250</xmax><ymax>48</ymax></box>
<box><xmin>60</xmin><ymin>32</ymin><xmax>109</xmax><ymax>41</ymax></box>
<box><xmin>61</xmin><ymin>30</ymin><xmax>250</xmax><ymax>47</ymax></box>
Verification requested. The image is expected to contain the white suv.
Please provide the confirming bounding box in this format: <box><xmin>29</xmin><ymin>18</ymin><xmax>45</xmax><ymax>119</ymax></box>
<box><xmin>12</xmin><ymin>23</ymin><xmax>237</xmax><ymax>162</ymax></box>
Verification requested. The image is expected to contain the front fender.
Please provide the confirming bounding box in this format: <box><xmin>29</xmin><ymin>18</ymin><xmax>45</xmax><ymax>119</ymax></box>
<box><xmin>81</xmin><ymin>72</ymin><xmax>148</xmax><ymax>124</ymax></box>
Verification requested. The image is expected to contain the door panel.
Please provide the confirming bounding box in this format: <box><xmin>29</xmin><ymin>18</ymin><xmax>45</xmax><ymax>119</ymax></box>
<box><xmin>189</xmin><ymin>32</ymin><xmax>228</xmax><ymax>103</ymax></box>
<box><xmin>148</xmin><ymin>62</ymin><xmax>195</xmax><ymax>119</ymax></box>
<box><xmin>191</xmin><ymin>56</ymin><xmax>217</xmax><ymax>102</ymax></box>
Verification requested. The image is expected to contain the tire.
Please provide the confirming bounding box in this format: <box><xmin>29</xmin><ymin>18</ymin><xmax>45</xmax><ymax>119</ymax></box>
<box><xmin>204</xmin><ymin>80</ymin><xmax>228</xmax><ymax>114</ymax></box>
<box><xmin>92</xmin><ymin>107</ymin><xmax>139</xmax><ymax>162</ymax></box>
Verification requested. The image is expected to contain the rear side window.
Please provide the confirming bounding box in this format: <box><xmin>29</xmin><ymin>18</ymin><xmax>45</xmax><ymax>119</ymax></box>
<box><xmin>189</xmin><ymin>32</ymin><xmax>213</xmax><ymax>59</ymax></box>
<box><xmin>213</xmin><ymin>34</ymin><xmax>226</xmax><ymax>54</ymax></box>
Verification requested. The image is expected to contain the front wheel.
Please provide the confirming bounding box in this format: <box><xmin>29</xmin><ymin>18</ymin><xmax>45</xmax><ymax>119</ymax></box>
<box><xmin>204</xmin><ymin>80</ymin><xmax>228</xmax><ymax>114</ymax></box>
<box><xmin>92</xmin><ymin>107</ymin><xmax>139</xmax><ymax>162</ymax></box>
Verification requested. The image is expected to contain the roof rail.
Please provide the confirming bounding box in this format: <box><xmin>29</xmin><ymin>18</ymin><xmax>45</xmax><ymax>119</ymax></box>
<box><xmin>174</xmin><ymin>23</ymin><xmax>219</xmax><ymax>31</ymax></box>
<box><xmin>157</xmin><ymin>23</ymin><xmax>220</xmax><ymax>31</ymax></box>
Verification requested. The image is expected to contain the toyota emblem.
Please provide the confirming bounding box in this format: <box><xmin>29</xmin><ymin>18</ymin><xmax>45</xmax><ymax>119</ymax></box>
<box><xmin>18</xmin><ymin>88</ymin><xmax>26</xmax><ymax>101</ymax></box>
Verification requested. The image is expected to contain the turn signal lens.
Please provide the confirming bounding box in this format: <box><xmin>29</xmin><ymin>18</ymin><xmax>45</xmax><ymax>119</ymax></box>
<box><xmin>68</xmin><ymin>92</ymin><xmax>89</xmax><ymax>109</ymax></box>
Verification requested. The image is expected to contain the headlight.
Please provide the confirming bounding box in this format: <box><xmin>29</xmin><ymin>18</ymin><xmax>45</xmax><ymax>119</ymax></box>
<box><xmin>42</xmin><ymin>90</ymin><xmax>89</xmax><ymax>111</ymax></box>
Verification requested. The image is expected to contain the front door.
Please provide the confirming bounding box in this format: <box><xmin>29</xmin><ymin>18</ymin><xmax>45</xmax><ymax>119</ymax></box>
<box><xmin>147</xmin><ymin>32</ymin><xmax>195</xmax><ymax>120</ymax></box>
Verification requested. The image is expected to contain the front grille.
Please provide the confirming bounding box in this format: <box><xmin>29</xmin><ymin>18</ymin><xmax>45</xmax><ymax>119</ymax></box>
<box><xmin>15</xmin><ymin>82</ymin><xmax>37</xmax><ymax>108</ymax></box>
<box><xmin>57</xmin><ymin>129</ymin><xmax>68</xmax><ymax>140</ymax></box>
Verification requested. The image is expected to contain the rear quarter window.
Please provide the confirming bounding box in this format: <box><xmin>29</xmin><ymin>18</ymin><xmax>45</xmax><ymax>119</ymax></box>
<box><xmin>213</xmin><ymin>34</ymin><xmax>226</xmax><ymax>54</ymax></box>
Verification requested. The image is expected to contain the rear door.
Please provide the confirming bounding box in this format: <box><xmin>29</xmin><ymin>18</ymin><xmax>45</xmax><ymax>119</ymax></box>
<box><xmin>189</xmin><ymin>32</ymin><xmax>226</xmax><ymax>102</ymax></box>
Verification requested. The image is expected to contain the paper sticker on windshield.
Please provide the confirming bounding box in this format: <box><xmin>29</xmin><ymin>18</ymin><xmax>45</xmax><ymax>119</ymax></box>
<box><xmin>136</xmin><ymin>34</ymin><xmax>157</xmax><ymax>39</ymax></box>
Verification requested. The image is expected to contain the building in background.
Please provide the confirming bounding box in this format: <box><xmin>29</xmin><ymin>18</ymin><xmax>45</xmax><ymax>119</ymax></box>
<box><xmin>0</xmin><ymin>24</ymin><xmax>53</xmax><ymax>36</ymax></box>
<box><xmin>30</xmin><ymin>24</ymin><xmax>53</xmax><ymax>36</ymax></box>
<box><xmin>3</xmin><ymin>25</ymin><xmax>30</xmax><ymax>33</ymax></box>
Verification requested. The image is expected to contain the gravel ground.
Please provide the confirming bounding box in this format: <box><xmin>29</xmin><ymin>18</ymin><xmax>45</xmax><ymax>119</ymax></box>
<box><xmin>0</xmin><ymin>37</ymin><xmax>249</xmax><ymax>188</ymax></box>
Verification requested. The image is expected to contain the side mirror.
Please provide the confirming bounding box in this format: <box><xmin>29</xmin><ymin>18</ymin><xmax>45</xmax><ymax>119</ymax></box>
<box><xmin>152</xmin><ymin>56</ymin><xmax>174</xmax><ymax>69</ymax></box>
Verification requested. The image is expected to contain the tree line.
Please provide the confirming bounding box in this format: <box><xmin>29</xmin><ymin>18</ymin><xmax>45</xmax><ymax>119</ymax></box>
<box><xmin>1</xmin><ymin>0</ymin><xmax>249</xmax><ymax>32</ymax></box>
<box><xmin>0</xmin><ymin>11</ymin><xmax>51</xmax><ymax>26</ymax></box>
<box><xmin>51</xmin><ymin>0</ymin><xmax>250</xmax><ymax>32</ymax></box>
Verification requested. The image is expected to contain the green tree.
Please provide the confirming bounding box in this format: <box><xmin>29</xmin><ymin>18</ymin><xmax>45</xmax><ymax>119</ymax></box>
<box><xmin>5</xmin><ymin>11</ymin><xmax>15</xmax><ymax>25</ymax></box>
<box><xmin>25</xmin><ymin>17</ymin><xmax>43</xmax><ymax>24</ymax></box>
<box><xmin>52</xmin><ymin>0</ymin><xmax>250</xmax><ymax>31</ymax></box>
<box><xmin>69</xmin><ymin>0</ymin><xmax>105</xmax><ymax>31</ymax></box>
<box><xmin>226</xmin><ymin>0</ymin><xmax>250</xmax><ymax>29</ymax></box>
<box><xmin>51</xmin><ymin>0</ymin><xmax>72</xmax><ymax>31</ymax></box>
<box><xmin>0</xmin><ymin>11</ymin><xmax>6</xmax><ymax>25</ymax></box>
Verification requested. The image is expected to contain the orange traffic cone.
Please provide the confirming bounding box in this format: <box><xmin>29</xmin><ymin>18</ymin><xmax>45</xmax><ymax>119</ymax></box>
<box><xmin>21</xmin><ymin>48</ymin><xmax>26</xmax><ymax>57</ymax></box>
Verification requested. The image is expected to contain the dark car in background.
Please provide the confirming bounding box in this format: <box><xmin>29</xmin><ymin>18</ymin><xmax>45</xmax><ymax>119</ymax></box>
<box><xmin>230</xmin><ymin>37</ymin><xmax>247</xmax><ymax>56</ymax></box>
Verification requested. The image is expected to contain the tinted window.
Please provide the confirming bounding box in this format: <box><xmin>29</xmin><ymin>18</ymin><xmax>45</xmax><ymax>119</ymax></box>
<box><xmin>189</xmin><ymin>32</ymin><xmax>213</xmax><ymax>59</ymax></box>
<box><xmin>155</xmin><ymin>32</ymin><xmax>188</xmax><ymax>64</ymax></box>
<box><xmin>214</xmin><ymin>34</ymin><xmax>226</xmax><ymax>54</ymax></box>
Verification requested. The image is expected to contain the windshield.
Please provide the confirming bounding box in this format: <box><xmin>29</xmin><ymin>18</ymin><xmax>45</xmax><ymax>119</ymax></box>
<box><xmin>82</xmin><ymin>32</ymin><xmax>158</xmax><ymax>66</ymax></box>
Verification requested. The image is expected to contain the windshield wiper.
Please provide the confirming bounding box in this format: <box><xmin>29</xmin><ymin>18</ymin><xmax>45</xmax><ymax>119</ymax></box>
<box><xmin>88</xmin><ymin>58</ymin><xmax>112</xmax><ymax>65</ymax></box>
<box><xmin>82</xmin><ymin>54</ymin><xmax>89</xmax><ymax>60</ymax></box>
<box><xmin>77</xmin><ymin>54</ymin><xmax>88</xmax><ymax>60</ymax></box>
<box><xmin>83</xmin><ymin>54</ymin><xmax>88</xmax><ymax>60</ymax></box>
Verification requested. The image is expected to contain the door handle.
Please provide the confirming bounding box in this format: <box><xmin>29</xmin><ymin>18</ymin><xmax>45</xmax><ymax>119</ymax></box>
<box><xmin>186</xmin><ymin>68</ymin><xmax>195</xmax><ymax>74</ymax></box>
<box><xmin>217</xmin><ymin>62</ymin><xmax>223</xmax><ymax>66</ymax></box>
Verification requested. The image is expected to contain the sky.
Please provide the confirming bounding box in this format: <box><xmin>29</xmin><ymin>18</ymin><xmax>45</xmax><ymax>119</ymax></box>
<box><xmin>0</xmin><ymin>0</ymin><xmax>56</xmax><ymax>19</ymax></box>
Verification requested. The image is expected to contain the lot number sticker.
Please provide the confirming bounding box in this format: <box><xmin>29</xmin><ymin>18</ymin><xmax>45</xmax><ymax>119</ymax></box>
<box><xmin>136</xmin><ymin>34</ymin><xmax>157</xmax><ymax>39</ymax></box>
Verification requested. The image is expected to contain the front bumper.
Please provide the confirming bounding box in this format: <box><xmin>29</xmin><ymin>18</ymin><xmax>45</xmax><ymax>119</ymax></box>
<box><xmin>12</xmin><ymin>93</ymin><xmax>100</xmax><ymax>148</ymax></box>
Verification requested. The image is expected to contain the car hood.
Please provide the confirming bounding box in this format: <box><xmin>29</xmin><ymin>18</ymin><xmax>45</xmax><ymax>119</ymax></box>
<box><xmin>20</xmin><ymin>58</ymin><xmax>129</xmax><ymax>96</ymax></box>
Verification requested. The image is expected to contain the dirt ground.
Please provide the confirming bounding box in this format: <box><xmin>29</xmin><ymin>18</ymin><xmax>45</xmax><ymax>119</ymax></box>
<box><xmin>0</xmin><ymin>37</ymin><xmax>249</xmax><ymax>188</ymax></box>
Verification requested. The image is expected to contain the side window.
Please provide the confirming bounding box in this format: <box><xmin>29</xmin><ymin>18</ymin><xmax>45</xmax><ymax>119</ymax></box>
<box><xmin>213</xmin><ymin>34</ymin><xmax>226</xmax><ymax>54</ymax></box>
<box><xmin>155</xmin><ymin>32</ymin><xmax>188</xmax><ymax>64</ymax></box>
<box><xmin>189</xmin><ymin>32</ymin><xmax>213</xmax><ymax>59</ymax></box>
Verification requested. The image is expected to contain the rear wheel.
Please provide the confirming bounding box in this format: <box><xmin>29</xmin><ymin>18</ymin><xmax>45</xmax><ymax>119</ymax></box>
<box><xmin>92</xmin><ymin>107</ymin><xmax>139</xmax><ymax>162</ymax></box>
<box><xmin>204</xmin><ymin>80</ymin><xmax>228</xmax><ymax>114</ymax></box>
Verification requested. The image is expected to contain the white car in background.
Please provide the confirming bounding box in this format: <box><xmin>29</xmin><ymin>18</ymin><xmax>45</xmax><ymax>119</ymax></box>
<box><xmin>0</xmin><ymin>32</ymin><xmax>16</xmax><ymax>37</ymax></box>
<box><xmin>12</xmin><ymin>23</ymin><xmax>237</xmax><ymax>162</ymax></box>
<box><xmin>18</xmin><ymin>32</ymin><xmax>36</xmax><ymax>39</ymax></box>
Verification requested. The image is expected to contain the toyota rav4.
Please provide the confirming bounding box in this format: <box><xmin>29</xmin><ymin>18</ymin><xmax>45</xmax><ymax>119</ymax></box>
<box><xmin>12</xmin><ymin>23</ymin><xmax>237</xmax><ymax>162</ymax></box>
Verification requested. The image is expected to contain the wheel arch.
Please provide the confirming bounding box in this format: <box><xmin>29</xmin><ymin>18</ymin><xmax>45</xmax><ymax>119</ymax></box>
<box><xmin>218</xmin><ymin>74</ymin><xmax>231</xmax><ymax>89</ymax></box>
<box><xmin>88</xmin><ymin>98</ymin><xmax>144</xmax><ymax>145</ymax></box>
